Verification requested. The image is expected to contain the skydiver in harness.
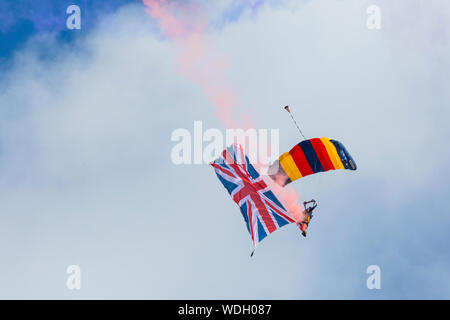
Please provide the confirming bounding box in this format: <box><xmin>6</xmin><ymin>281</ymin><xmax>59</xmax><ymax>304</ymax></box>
<box><xmin>298</xmin><ymin>199</ymin><xmax>317</xmax><ymax>237</ymax></box>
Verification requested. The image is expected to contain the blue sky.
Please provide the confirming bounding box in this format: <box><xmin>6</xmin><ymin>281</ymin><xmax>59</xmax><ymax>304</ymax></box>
<box><xmin>0</xmin><ymin>0</ymin><xmax>274</xmax><ymax>60</ymax></box>
<box><xmin>0</xmin><ymin>0</ymin><xmax>449</xmax><ymax>299</ymax></box>
<box><xmin>0</xmin><ymin>1</ymin><xmax>143</xmax><ymax>59</ymax></box>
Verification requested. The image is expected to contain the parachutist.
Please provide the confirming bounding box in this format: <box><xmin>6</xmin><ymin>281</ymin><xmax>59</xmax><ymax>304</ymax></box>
<box><xmin>298</xmin><ymin>199</ymin><xmax>317</xmax><ymax>237</ymax></box>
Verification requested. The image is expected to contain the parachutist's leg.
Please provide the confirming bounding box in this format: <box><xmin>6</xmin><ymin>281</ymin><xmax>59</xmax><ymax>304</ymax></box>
<box><xmin>299</xmin><ymin>222</ymin><xmax>308</xmax><ymax>237</ymax></box>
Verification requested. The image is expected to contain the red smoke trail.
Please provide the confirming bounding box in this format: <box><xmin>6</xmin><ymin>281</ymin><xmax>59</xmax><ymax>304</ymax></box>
<box><xmin>142</xmin><ymin>0</ymin><xmax>304</xmax><ymax>222</ymax></box>
<box><xmin>262</xmin><ymin>175</ymin><xmax>305</xmax><ymax>222</ymax></box>
<box><xmin>143</xmin><ymin>0</ymin><xmax>251</xmax><ymax>128</ymax></box>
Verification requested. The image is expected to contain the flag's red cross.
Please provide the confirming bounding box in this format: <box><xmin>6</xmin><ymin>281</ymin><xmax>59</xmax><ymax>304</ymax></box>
<box><xmin>227</xmin><ymin>160</ymin><xmax>278</xmax><ymax>234</ymax></box>
<box><xmin>212</xmin><ymin>147</ymin><xmax>295</xmax><ymax>242</ymax></box>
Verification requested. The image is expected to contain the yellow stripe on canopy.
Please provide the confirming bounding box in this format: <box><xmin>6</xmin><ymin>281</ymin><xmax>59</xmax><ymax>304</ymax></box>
<box><xmin>320</xmin><ymin>137</ymin><xmax>345</xmax><ymax>170</ymax></box>
<box><xmin>279</xmin><ymin>152</ymin><xmax>303</xmax><ymax>181</ymax></box>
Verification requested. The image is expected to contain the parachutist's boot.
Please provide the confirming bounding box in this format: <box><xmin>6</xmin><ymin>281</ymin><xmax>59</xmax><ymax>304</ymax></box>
<box><xmin>301</xmin><ymin>231</ymin><xmax>307</xmax><ymax>237</ymax></box>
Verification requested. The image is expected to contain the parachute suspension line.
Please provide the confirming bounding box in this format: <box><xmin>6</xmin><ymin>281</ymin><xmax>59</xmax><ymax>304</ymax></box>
<box><xmin>284</xmin><ymin>105</ymin><xmax>307</xmax><ymax>140</ymax></box>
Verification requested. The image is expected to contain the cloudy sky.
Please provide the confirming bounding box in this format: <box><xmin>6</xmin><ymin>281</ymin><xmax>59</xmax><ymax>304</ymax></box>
<box><xmin>0</xmin><ymin>0</ymin><xmax>449</xmax><ymax>299</ymax></box>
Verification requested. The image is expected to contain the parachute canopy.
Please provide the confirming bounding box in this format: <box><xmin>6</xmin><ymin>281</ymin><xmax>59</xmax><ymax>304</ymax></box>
<box><xmin>268</xmin><ymin>137</ymin><xmax>357</xmax><ymax>186</ymax></box>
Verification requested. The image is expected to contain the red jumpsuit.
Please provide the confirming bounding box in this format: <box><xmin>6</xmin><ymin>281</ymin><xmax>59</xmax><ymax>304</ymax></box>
<box><xmin>298</xmin><ymin>215</ymin><xmax>311</xmax><ymax>233</ymax></box>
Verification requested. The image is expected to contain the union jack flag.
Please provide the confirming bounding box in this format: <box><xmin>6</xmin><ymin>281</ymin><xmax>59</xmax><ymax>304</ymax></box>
<box><xmin>211</xmin><ymin>144</ymin><xmax>296</xmax><ymax>248</ymax></box>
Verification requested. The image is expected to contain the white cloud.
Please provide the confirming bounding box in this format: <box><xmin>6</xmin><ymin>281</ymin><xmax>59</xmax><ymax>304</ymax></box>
<box><xmin>0</xmin><ymin>1</ymin><xmax>449</xmax><ymax>298</ymax></box>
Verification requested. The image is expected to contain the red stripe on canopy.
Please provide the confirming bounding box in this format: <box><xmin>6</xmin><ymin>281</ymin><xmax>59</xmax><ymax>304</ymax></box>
<box><xmin>290</xmin><ymin>144</ymin><xmax>314</xmax><ymax>176</ymax></box>
<box><xmin>310</xmin><ymin>138</ymin><xmax>335</xmax><ymax>171</ymax></box>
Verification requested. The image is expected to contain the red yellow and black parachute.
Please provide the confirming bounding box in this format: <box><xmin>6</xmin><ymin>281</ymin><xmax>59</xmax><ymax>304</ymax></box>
<box><xmin>268</xmin><ymin>137</ymin><xmax>357</xmax><ymax>187</ymax></box>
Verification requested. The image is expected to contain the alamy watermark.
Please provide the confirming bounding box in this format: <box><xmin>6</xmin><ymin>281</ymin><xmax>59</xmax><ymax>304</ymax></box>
<box><xmin>366</xmin><ymin>265</ymin><xmax>381</xmax><ymax>290</ymax></box>
<box><xmin>170</xmin><ymin>121</ymin><xmax>280</xmax><ymax>169</ymax></box>
<box><xmin>366</xmin><ymin>5</ymin><xmax>382</xmax><ymax>30</ymax></box>
<box><xmin>66</xmin><ymin>265</ymin><xmax>81</xmax><ymax>290</ymax></box>
<box><xmin>66</xmin><ymin>5</ymin><xmax>81</xmax><ymax>30</ymax></box>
